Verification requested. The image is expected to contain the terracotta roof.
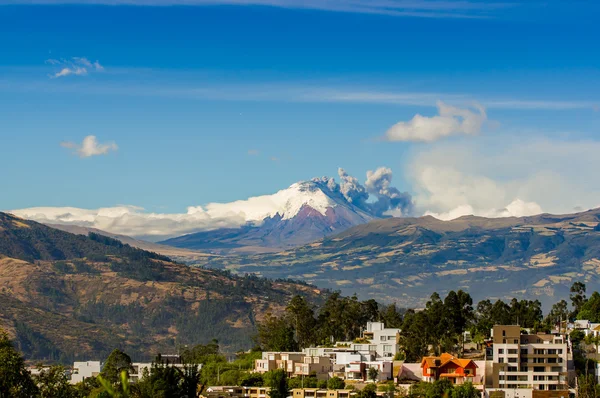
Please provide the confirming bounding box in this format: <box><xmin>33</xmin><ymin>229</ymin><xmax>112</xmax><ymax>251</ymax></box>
<box><xmin>420</xmin><ymin>353</ymin><xmax>478</xmax><ymax>370</ymax></box>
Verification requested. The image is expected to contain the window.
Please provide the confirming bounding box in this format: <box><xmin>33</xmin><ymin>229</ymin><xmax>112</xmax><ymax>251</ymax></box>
<box><xmin>380</xmin><ymin>336</ymin><xmax>386</xmax><ymax>341</ymax></box>
<box><xmin>558</xmin><ymin>349</ymin><xmax>563</xmax><ymax>354</ymax></box>
<box><xmin>499</xmin><ymin>358</ymin><xmax>504</xmax><ymax>363</ymax></box>
<box><xmin>503</xmin><ymin>330</ymin><xmax>506</xmax><ymax>337</ymax></box>
<box><xmin>534</xmin><ymin>367</ymin><xmax>545</xmax><ymax>373</ymax></box>
<box><xmin>521</xmin><ymin>349</ymin><xmax>528</xmax><ymax>355</ymax></box>
<box><xmin>383</xmin><ymin>345</ymin><xmax>392</xmax><ymax>352</ymax></box>
<box><xmin>508</xmin><ymin>367</ymin><xmax>518</xmax><ymax>372</ymax></box>
<box><xmin>514</xmin><ymin>339</ymin><xmax>519</xmax><ymax>344</ymax></box>
<box><xmin>508</xmin><ymin>349</ymin><xmax>518</xmax><ymax>354</ymax></box>
<box><xmin>369</xmin><ymin>345</ymin><xmax>377</xmax><ymax>352</ymax></box>
<box><xmin>508</xmin><ymin>358</ymin><xmax>518</xmax><ymax>363</ymax></box>
<box><xmin>499</xmin><ymin>349</ymin><xmax>504</xmax><ymax>354</ymax></box>
<box><xmin>521</xmin><ymin>366</ymin><xmax>528</xmax><ymax>372</ymax></box>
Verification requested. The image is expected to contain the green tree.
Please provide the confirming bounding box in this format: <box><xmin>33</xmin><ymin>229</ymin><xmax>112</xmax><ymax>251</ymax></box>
<box><xmin>427</xmin><ymin>379</ymin><xmax>454</xmax><ymax>398</ymax></box>
<box><xmin>452</xmin><ymin>382</ymin><xmax>479</xmax><ymax>398</ymax></box>
<box><xmin>327</xmin><ymin>377</ymin><xmax>346</xmax><ymax>390</ymax></box>
<box><xmin>35</xmin><ymin>365</ymin><xmax>78</xmax><ymax>398</ymax></box>
<box><xmin>0</xmin><ymin>329</ymin><xmax>38</xmax><ymax>398</ymax></box>
<box><xmin>286</xmin><ymin>296</ymin><xmax>317</xmax><ymax>349</ymax></box>
<box><xmin>264</xmin><ymin>369</ymin><xmax>288</xmax><ymax>398</ymax></box>
<box><xmin>578</xmin><ymin>374</ymin><xmax>600</xmax><ymax>398</ymax></box>
<box><xmin>358</xmin><ymin>384</ymin><xmax>377</xmax><ymax>398</ymax></box>
<box><xmin>257</xmin><ymin>314</ymin><xmax>298</xmax><ymax>352</ymax></box>
<box><xmin>368</xmin><ymin>367</ymin><xmax>380</xmax><ymax>382</ymax></box>
<box><xmin>545</xmin><ymin>300</ymin><xmax>569</xmax><ymax>332</ymax></box>
<box><xmin>101</xmin><ymin>349</ymin><xmax>134</xmax><ymax>384</ymax></box>
<box><xmin>577</xmin><ymin>292</ymin><xmax>600</xmax><ymax>322</ymax></box>
<box><xmin>380</xmin><ymin>304</ymin><xmax>404</xmax><ymax>329</ymax></box>
<box><xmin>98</xmin><ymin>370</ymin><xmax>131</xmax><ymax>398</ymax></box>
<box><xmin>570</xmin><ymin>282</ymin><xmax>587</xmax><ymax>319</ymax></box>
<box><xmin>240</xmin><ymin>373</ymin><xmax>264</xmax><ymax>387</ymax></box>
<box><xmin>399</xmin><ymin>310</ymin><xmax>430</xmax><ymax>361</ymax></box>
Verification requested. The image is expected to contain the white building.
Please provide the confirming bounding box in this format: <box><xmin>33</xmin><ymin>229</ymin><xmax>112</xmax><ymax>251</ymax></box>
<box><xmin>349</xmin><ymin>322</ymin><xmax>400</xmax><ymax>360</ymax></box>
<box><xmin>71</xmin><ymin>361</ymin><xmax>102</xmax><ymax>384</ymax></box>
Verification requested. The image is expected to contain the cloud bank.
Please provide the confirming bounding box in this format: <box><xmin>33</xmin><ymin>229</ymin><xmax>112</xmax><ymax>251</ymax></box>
<box><xmin>385</xmin><ymin>101</ymin><xmax>487</xmax><ymax>142</ymax></box>
<box><xmin>11</xmin><ymin>167</ymin><xmax>412</xmax><ymax>240</ymax></box>
<box><xmin>61</xmin><ymin>135</ymin><xmax>118</xmax><ymax>158</ymax></box>
<box><xmin>408</xmin><ymin>137</ymin><xmax>600</xmax><ymax>220</ymax></box>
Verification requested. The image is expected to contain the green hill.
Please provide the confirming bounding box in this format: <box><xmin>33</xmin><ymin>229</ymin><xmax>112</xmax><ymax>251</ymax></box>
<box><xmin>0</xmin><ymin>212</ymin><xmax>323</xmax><ymax>363</ymax></box>
<box><xmin>187</xmin><ymin>209</ymin><xmax>600</xmax><ymax>308</ymax></box>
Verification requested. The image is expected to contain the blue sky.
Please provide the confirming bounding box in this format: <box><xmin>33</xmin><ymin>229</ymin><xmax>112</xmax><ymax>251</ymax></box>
<box><xmin>1</xmin><ymin>0</ymin><xmax>600</xmax><ymax>232</ymax></box>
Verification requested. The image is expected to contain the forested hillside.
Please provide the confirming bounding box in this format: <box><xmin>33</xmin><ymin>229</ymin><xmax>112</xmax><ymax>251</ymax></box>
<box><xmin>0</xmin><ymin>212</ymin><xmax>323</xmax><ymax>363</ymax></box>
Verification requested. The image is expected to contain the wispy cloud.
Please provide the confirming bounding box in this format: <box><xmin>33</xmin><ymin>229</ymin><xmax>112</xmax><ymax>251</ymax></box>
<box><xmin>61</xmin><ymin>135</ymin><xmax>118</xmax><ymax>158</ymax></box>
<box><xmin>1</xmin><ymin>75</ymin><xmax>597</xmax><ymax>112</ymax></box>
<box><xmin>0</xmin><ymin>0</ymin><xmax>515</xmax><ymax>19</ymax></box>
<box><xmin>247</xmin><ymin>149</ymin><xmax>260</xmax><ymax>155</ymax></box>
<box><xmin>47</xmin><ymin>57</ymin><xmax>104</xmax><ymax>78</ymax></box>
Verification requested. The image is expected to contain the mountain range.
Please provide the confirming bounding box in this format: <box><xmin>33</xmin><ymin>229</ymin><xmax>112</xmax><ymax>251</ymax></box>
<box><xmin>186</xmin><ymin>208</ymin><xmax>600</xmax><ymax>309</ymax></box>
<box><xmin>0</xmin><ymin>212</ymin><xmax>323</xmax><ymax>362</ymax></box>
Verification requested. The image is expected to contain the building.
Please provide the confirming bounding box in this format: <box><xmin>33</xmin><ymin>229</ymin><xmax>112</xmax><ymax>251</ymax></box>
<box><xmin>487</xmin><ymin>325</ymin><xmax>569</xmax><ymax>393</ymax></box>
<box><xmin>350</xmin><ymin>322</ymin><xmax>401</xmax><ymax>360</ymax></box>
<box><xmin>420</xmin><ymin>353</ymin><xmax>478</xmax><ymax>385</ymax></box>
<box><xmin>255</xmin><ymin>352</ymin><xmax>306</xmax><ymax>376</ymax></box>
<box><xmin>291</xmin><ymin>389</ymin><xmax>355</xmax><ymax>398</ymax></box>
<box><xmin>294</xmin><ymin>356</ymin><xmax>333</xmax><ymax>380</ymax></box>
<box><xmin>70</xmin><ymin>361</ymin><xmax>102</xmax><ymax>384</ymax></box>
<box><xmin>204</xmin><ymin>386</ymin><xmax>270</xmax><ymax>398</ymax></box>
<box><xmin>255</xmin><ymin>352</ymin><xmax>332</xmax><ymax>379</ymax></box>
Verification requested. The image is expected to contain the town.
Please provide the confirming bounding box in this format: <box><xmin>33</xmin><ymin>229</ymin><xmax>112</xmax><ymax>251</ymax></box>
<box><xmin>14</xmin><ymin>318</ymin><xmax>600</xmax><ymax>398</ymax></box>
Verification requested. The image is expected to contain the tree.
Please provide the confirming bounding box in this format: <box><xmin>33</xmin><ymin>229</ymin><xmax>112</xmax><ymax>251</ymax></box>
<box><xmin>101</xmin><ymin>349</ymin><xmax>135</xmax><ymax>384</ymax></box>
<box><xmin>98</xmin><ymin>370</ymin><xmax>131</xmax><ymax>398</ymax></box>
<box><xmin>545</xmin><ymin>300</ymin><xmax>569</xmax><ymax>332</ymax></box>
<box><xmin>264</xmin><ymin>369</ymin><xmax>288</xmax><ymax>398</ymax></box>
<box><xmin>257</xmin><ymin>314</ymin><xmax>298</xmax><ymax>352</ymax></box>
<box><xmin>452</xmin><ymin>382</ymin><xmax>479</xmax><ymax>398</ymax></box>
<box><xmin>327</xmin><ymin>377</ymin><xmax>346</xmax><ymax>390</ymax></box>
<box><xmin>570</xmin><ymin>282</ymin><xmax>587</xmax><ymax>319</ymax></box>
<box><xmin>358</xmin><ymin>384</ymin><xmax>377</xmax><ymax>398</ymax></box>
<box><xmin>426</xmin><ymin>379</ymin><xmax>454</xmax><ymax>398</ymax></box>
<box><xmin>35</xmin><ymin>365</ymin><xmax>78</xmax><ymax>398</ymax></box>
<box><xmin>380</xmin><ymin>304</ymin><xmax>404</xmax><ymax>329</ymax></box>
<box><xmin>286</xmin><ymin>296</ymin><xmax>317</xmax><ymax>349</ymax></box>
<box><xmin>577</xmin><ymin>292</ymin><xmax>600</xmax><ymax>322</ymax></box>
<box><xmin>578</xmin><ymin>374</ymin><xmax>600</xmax><ymax>398</ymax></box>
<box><xmin>0</xmin><ymin>329</ymin><xmax>38</xmax><ymax>398</ymax></box>
<box><xmin>368</xmin><ymin>367</ymin><xmax>380</xmax><ymax>382</ymax></box>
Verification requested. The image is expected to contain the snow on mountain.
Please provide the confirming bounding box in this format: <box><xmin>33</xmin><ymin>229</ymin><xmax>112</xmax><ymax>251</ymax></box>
<box><xmin>9</xmin><ymin>168</ymin><xmax>410</xmax><ymax>242</ymax></box>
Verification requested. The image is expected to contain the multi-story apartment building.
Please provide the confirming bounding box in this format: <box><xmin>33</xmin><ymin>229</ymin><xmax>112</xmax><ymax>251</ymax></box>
<box><xmin>291</xmin><ymin>389</ymin><xmax>355</xmax><ymax>398</ymax></box>
<box><xmin>255</xmin><ymin>352</ymin><xmax>332</xmax><ymax>379</ymax></box>
<box><xmin>294</xmin><ymin>356</ymin><xmax>333</xmax><ymax>380</ymax></box>
<box><xmin>204</xmin><ymin>386</ymin><xmax>270</xmax><ymax>398</ymax></box>
<box><xmin>355</xmin><ymin>322</ymin><xmax>400</xmax><ymax>359</ymax></box>
<box><xmin>487</xmin><ymin>325</ymin><xmax>569</xmax><ymax>393</ymax></box>
<box><xmin>255</xmin><ymin>352</ymin><xmax>306</xmax><ymax>376</ymax></box>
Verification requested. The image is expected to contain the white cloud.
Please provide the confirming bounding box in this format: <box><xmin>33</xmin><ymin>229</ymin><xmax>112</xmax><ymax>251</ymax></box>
<box><xmin>47</xmin><ymin>57</ymin><xmax>104</xmax><ymax>78</ymax></box>
<box><xmin>0</xmin><ymin>1</ymin><xmax>512</xmax><ymax>18</ymax></box>
<box><xmin>384</xmin><ymin>101</ymin><xmax>487</xmax><ymax>142</ymax></box>
<box><xmin>61</xmin><ymin>135</ymin><xmax>118</xmax><ymax>158</ymax></box>
<box><xmin>408</xmin><ymin>137</ymin><xmax>600</xmax><ymax>220</ymax></box>
<box><xmin>247</xmin><ymin>149</ymin><xmax>259</xmax><ymax>156</ymax></box>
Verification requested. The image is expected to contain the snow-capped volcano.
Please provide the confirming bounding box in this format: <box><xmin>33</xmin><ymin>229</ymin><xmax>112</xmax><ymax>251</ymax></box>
<box><xmin>10</xmin><ymin>167</ymin><xmax>412</xmax><ymax>251</ymax></box>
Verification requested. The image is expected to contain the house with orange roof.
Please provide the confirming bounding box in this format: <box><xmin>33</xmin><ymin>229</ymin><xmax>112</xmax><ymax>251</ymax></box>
<box><xmin>420</xmin><ymin>353</ymin><xmax>478</xmax><ymax>385</ymax></box>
